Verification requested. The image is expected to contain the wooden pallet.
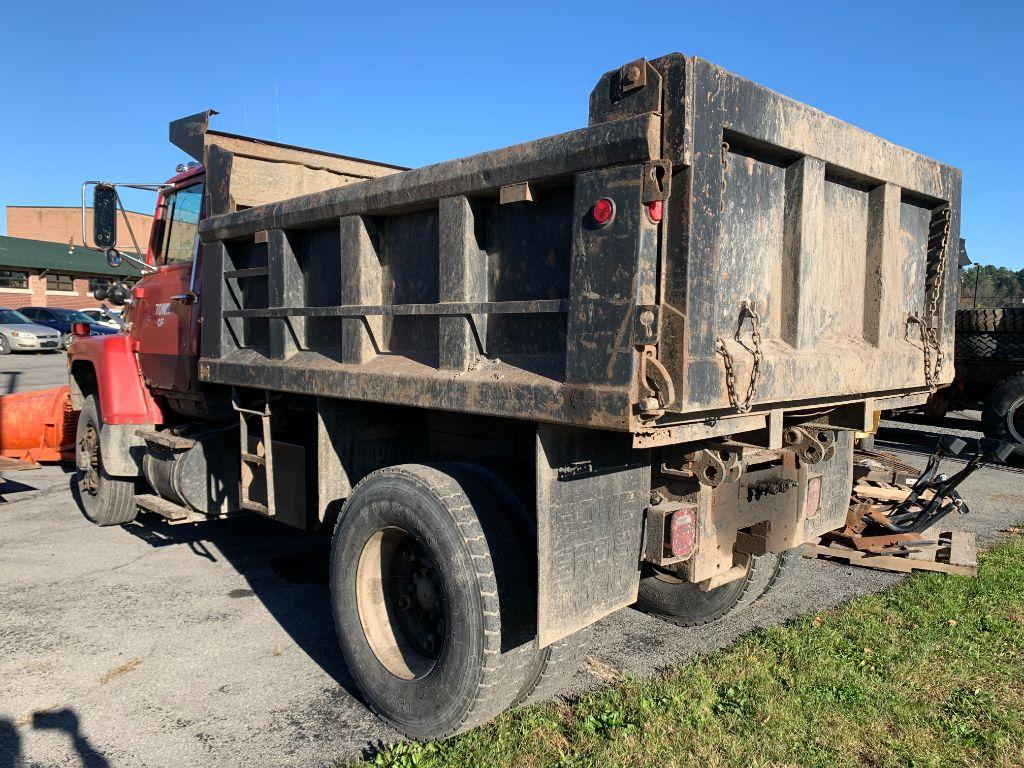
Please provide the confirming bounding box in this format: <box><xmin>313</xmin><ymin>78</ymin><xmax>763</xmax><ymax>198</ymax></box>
<box><xmin>803</xmin><ymin>529</ymin><xmax>978</xmax><ymax>577</ymax></box>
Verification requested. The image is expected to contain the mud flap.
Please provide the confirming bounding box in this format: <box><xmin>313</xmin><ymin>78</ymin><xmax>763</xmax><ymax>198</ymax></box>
<box><xmin>536</xmin><ymin>424</ymin><xmax>649</xmax><ymax>646</ymax></box>
<box><xmin>804</xmin><ymin>429</ymin><xmax>855</xmax><ymax>539</ymax></box>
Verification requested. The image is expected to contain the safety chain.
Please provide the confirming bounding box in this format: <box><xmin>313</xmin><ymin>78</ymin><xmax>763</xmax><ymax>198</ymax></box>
<box><xmin>716</xmin><ymin>300</ymin><xmax>763</xmax><ymax>413</ymax></box>
<box><xmin>719</xmin><ymin>141</ymin><xmax>730</xmax><ymax>213</ymax></box>
<box><xmin>909</xmin><ymin>206</ymin><xmax>951</xmax><ymax>392</ymax></box>
<box><xmin>906</xmin><ymin>315</ymin><xmax>944</xmax><ymax>393</ymax></box>
<box><xmin>926</xmin><ymin>206</ymin><xmax>952</xmax><ymax>320</ymax></box>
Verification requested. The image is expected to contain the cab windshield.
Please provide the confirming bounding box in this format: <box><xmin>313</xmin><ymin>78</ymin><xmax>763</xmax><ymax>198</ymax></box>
<box><xmin>157</xmin><ymin>183</ymin><xmax>204</xmax><ymax>264</ymax></box>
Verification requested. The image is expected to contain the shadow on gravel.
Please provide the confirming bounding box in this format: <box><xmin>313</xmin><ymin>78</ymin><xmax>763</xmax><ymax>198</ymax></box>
<box><xmin>30</xmin><ymin>709</ymin><xmax>110</xmax><ymax>768</ymax></box>
<box><xmin>0</xmin><ymin>718</ymin><xmax>19</xmax><ymax>768</ymax></box>
<box><xmin>114</xmin><ymin>508</ymin><xmax>366</xmax><ymax>706</ymax></box>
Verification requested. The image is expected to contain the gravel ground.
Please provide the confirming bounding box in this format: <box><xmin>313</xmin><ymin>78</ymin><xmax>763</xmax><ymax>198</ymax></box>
<box><xmin>0</xmin><ymin>350</ymin><xmax>67</xmax><ymax>395</ymax></box>
<box><xmin>1</xmin><ymin>409</ymin><xmax>1021</xmax><ymax>768</ymax></box>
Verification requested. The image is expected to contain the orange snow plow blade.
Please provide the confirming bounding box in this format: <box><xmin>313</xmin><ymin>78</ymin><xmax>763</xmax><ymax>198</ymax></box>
<box><xmin>0</xmin><ymin>385</ymin><xmax>77</xmax><ymax>465</ymax></box>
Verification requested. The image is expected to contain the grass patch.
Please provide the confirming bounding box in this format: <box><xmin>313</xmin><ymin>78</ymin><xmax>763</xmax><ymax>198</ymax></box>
<box><xmin>363</xmin><ymin>535</ymin><xmax>1024</xmax><ymax>768</ymax></box>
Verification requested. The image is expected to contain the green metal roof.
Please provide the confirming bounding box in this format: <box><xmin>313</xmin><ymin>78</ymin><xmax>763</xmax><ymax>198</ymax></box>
<box><xmin>0</xmin><ymin>235</ymin><xmax>140</xmax><ymax>277</ymax></box>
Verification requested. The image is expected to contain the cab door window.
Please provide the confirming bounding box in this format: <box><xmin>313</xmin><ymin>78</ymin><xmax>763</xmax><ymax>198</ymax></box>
<box><xmin>157</xmin><ymin>183</ymin><xmax>204</xmax><ymax>265</ymax></box>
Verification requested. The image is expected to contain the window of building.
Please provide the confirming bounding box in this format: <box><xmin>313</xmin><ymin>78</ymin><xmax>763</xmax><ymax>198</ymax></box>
<box><xmin>46</xmin><ymin>273</ymin><xmax>75</xmax><ymax>292</ymax></box>
<box><xmin>88</xmin><ymin>277</ymin><xmax>112</xmax><ymax>293</ymax></box>
<box><xmin>0</xmin><ymin>270</ymin><xmax>29</xmax><ymax>289</ymax></box>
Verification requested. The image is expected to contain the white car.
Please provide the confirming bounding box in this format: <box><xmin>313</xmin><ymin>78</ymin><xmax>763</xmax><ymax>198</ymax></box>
<box><xmin>80</xmin><ymin>307</ymin><xmax>123</xmax><ymax>330</ymax></box>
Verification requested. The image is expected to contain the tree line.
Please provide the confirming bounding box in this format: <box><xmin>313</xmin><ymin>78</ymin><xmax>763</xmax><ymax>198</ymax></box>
<box><xmin>959</xmin><ymin>265</ymin><xmax>1024</xmax><ymax>309</ymax></box>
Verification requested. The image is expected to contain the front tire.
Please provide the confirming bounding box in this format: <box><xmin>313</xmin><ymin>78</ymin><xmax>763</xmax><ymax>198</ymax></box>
<box><xmin>0</xmin><ymin>335</ymin><xmax>10</xmax><ymax>355</ymax></box>
<box><xmin>635</xmin><ymin>549</ymin><xmax>799</xmax><ymax>627</ymax></box>
<box><xmin>74</xmin><ymin>395</ymin><xmax>137</xmax><ymax>526</ymax></box>
<box><xmin>982</xmin><ymin>372</ymin><xmax>1024</xmax><ymax>458</ymax></box>
<box><xmin>330</xmin><ymin>464</ymin><xmax>534</xmax><ymax>739</ymax></box>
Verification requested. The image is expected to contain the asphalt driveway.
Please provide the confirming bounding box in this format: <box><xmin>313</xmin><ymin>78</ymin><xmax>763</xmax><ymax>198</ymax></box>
<box><xmin>1</xmin><ymin>410</ymin><xmax>1021</xmax><ymax>767</ymax></box>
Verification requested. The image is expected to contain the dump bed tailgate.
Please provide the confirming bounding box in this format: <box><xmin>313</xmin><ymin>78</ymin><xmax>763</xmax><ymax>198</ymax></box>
<box><xmin>654</xmin><ymin>56</ymin><xmax>960</xmax><ymax>419</ymax></box>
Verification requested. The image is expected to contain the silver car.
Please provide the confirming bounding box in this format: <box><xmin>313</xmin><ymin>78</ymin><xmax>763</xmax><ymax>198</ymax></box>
<box><xmin>0</xmin><ymin>309</ymin><xmax>63</xmax><ymax>354</ymax></box>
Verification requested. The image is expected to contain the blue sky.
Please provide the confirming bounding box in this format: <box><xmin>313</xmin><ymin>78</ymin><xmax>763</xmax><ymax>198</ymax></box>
<box><xmin>2</xmin><ymin>1</ymin><xmax>1022</xmax><ymax>268</ymax></box>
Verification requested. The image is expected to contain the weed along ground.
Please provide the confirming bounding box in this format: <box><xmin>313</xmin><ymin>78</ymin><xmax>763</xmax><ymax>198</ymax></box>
<box><xmin>364</xmin><ymin>533</ymin><xmax>1024</xmax><ymax>768</ymax></box>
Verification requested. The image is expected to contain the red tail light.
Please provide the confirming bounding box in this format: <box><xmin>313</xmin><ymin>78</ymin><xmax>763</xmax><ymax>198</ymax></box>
<box><xmin>72</xmin><ymin>322</ymin><xmax>91</xmax><ymax>337</ymax></box>
<box><xmin>591</xmin><ymin>197</ymin><xmax>615</xmax><ymax>225</ymax></box>
<box><xmin>646</xmin><ymin>200</ymin><xmax>664</xmax><ymax>223</ymax></box>
<box><xmin>805</xmin><ymin>476</ymin><xmax>822</xmax><ymax>518</ymax></box>
<box><xmin>668</xmin><ymin>507</ymin><xmax>697</xmax><ymax>558</ymax></box>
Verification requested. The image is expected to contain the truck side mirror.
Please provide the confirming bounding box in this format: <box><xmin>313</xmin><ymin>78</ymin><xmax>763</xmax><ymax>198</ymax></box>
<box><xmin>93</xmin><ymin>184</ymin><xmax>118</xmax><ymax>249</ymax></box>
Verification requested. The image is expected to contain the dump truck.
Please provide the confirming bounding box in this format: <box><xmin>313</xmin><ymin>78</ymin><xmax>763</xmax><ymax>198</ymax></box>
<box><xmin>67</xmin><ymin>54</ymin><xmax>961</xmax><ymax>738</ymax></box>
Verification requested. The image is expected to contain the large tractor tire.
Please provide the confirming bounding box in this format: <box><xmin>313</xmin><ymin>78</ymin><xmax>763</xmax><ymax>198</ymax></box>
<box><xmin>74</xmin><ymin>395</ymin><xmax>138</xmax><ymax>526</ymax></box>
<box><xmin>982</xmin><ymin>372</ymin><xmax>1024</xmax><ymax>459</ymax></box>
<box><xmin>330</xmin><ymin>464</ymin><xmax>536</xmax><ymax>739</ymax></box>
<box><xmin>636</xmin><ymin>548</ymin><xmax>800</xmax><ymax>627</ymax></box>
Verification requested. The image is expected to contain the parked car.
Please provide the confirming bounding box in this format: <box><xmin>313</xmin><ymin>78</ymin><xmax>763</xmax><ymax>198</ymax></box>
<box><xmin>80</xmin><ymin>307</ymin><xmax>123</xmax><ymax>330</ymax></box>
<box><xmin>17</xmin><ymin>307</ymin><xmax>119</xmax><ymax>350</ymax></box>
<box><xmin>0</xmin><ymin>309</ymin><xmax>63</xmax><ymax>354</ymax></box>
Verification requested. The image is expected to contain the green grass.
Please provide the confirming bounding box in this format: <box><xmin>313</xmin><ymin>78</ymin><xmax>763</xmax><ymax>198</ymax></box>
<box><xmin>363</xmin><ymin>534</ymin><xmax>1024</xmax><ymax>768</ymax></box>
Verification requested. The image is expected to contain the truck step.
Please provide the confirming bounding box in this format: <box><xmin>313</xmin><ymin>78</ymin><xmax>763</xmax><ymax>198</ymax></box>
<box><xmin>241</xmin><ymin>452</ymin><xmax>265</xmax><ymax>465</ymax></box>
<box><xmin>240</xmin><ymin>499</ymin><xmax>270</xmax><ymax>514</ymax></box>
<box><xmin>224</xmin><ymin>266</ymin><xmax>268</xmax><ymax>279</ymax></box>
<box><xmin>134</xmin><ymin>493</ymin><xmax>191</xmax><ymax>521</ymax></box>
<box><xmin>135</xmin><ymin>429</ymin><xmax>196</xmax><ymax>451</ymax></box>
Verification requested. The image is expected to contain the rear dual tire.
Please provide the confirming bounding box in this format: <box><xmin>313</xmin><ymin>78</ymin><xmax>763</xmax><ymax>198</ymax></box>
<box><xmin>635</xmin><ymin>549</ymin><xmax>799</xmax><ymax>627</ymax></box>
<box><xmin>331</xmin><ymin>464</ymin><xmax>537</xmax><ymax>739</ymax></box>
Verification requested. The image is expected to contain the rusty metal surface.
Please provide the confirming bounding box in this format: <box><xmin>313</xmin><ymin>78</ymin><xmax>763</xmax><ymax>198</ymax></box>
<box><xmin>195</xmin><ymin>54</ymin><xmax>960</xmax><ymax>439</ymax></box>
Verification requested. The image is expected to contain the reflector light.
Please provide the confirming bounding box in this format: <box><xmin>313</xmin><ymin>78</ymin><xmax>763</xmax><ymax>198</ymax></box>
<box><xmin>668</xmin><ymin>507</ymin><xmax>697</xmax><ymax>558</ymax></box>
<box><xmin>72</xmin><ymin>322</ymin><xmax>91</xmax><ymax>337</ymax></box>
<box><xmin>805</xmin><ymin>476</ymin><xmax>822</xmax><ymax>518</ymax></box>
<box><xmin>646</xmin><ymin>200</ymin><xmax>664</xmax><ymax>222</ymax></box>
<box><xmin>592</xmin><ymin>197</ymin><xmax>614</xmax><ymax>225</ymax></box>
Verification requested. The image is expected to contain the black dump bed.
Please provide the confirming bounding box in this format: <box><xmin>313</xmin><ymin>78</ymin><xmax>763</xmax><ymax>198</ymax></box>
<box><xmin>196</xmin><ymin>54</ymin><xmax>960</xmax><ymax>443</ymax></box>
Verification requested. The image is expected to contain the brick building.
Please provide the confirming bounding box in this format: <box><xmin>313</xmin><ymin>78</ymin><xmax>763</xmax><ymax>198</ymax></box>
<box><xmin>7</xmin><ymin>205</ymin><xmax>153</xmax><ymax>253</ymax></box>
<box><xmin>1</xmin><ymin>206</ymin><xmax>144</xmax><ymax>310</ymax></box>
<box><xmin>0</xmin><ymin>236</ymin><xmax>138</xmax><ymax>310</ymax></box>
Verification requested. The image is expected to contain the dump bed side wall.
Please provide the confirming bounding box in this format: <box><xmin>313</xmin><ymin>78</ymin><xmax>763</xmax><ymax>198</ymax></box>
<box><xmin>198</xmin><ymin>113</ymin><xmax>662</xmax><ymax>430</ymax></box>
<box><xmin>656</xmin><ymin>56</ymin><xmax>960</xmax><ymax>417</ymax></box>
<box><xmin>197</xmin><ymin>54</ymin><xmax>960</xmax><ymax>434</ymax></box>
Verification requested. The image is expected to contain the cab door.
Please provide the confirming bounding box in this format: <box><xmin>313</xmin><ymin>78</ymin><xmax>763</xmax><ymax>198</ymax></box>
<box><xmin>131</xmin><ymin>180</ymin><xmax>204</xmax><ymax>393</ymax></box>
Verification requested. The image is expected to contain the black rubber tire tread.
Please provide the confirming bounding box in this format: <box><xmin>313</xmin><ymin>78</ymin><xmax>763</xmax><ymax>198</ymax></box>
<box><xmin>514</xmin><ymin>626</ymin><xmax>590</xmax><ymax>706</ymax></box>
<box><xmin>981</xmin><ymin>372</ymin><xmax>1024</xmax><ymax>457</ymax></box>
<box><xmin>75</xmin><ymin>395</ymin><xmax>137</xmax><ymax>526</ymax></box>
<box><xmin>636</xmin><ymin>551</ymin><xmax>784</xmax><ymax>628</ymax></box>
<box><xmin>757</xmin><ymin>547</ymin><xmax>802</xmax><ymax>603</ymax></box>
<box><xmin>956</xmin><ymin>308</ymin><xmax>1024</xmax><ymax>334</ymax></box>
<box><xmin>955</xmin><ymin>332</ymin><xmax>1024</xmax><ymax>361</ymax></box>
<box><xmin>330</xmin><ymin>463</ymin><xmax>534</xmax><ymax>740</ymax></box>
<box><xmin>452</xmin><ymin>463</ymin><xmax>589</xmax><ymax>708</ymax></box>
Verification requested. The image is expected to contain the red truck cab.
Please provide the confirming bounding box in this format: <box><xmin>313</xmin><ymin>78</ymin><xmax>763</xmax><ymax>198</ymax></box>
<box><xmin>68</xmin><ymin>165</ymin><xmax>206</xmax><ymax>429</ymax></box>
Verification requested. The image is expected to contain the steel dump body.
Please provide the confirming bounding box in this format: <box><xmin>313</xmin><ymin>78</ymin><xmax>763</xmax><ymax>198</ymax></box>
<box><xmin>196</xmin><ymin>54</ymin><xmax>960</xmax><ymax>438</ymax></box>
